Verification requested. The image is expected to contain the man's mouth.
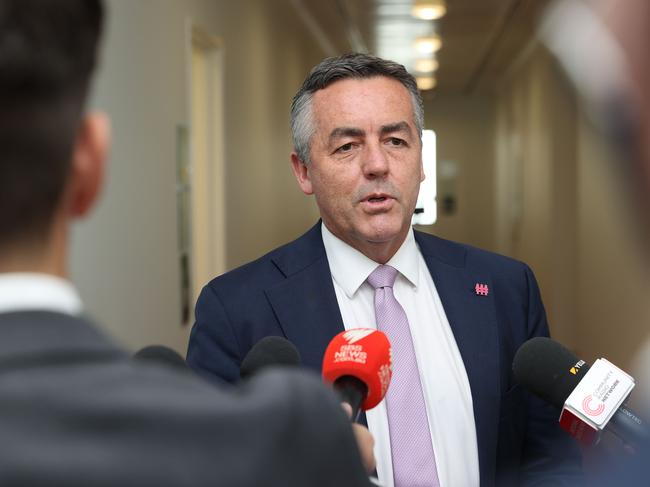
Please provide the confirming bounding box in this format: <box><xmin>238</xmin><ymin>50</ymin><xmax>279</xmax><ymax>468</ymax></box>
<box><xmin>359</xmin><ymin>194</ymin><xmax>395</xmax><ymax>213</ymax></box>
<box><xmin>363</xmin><ymin>193</ymin><xmax>393</xmax><ymax>203</ymax></box>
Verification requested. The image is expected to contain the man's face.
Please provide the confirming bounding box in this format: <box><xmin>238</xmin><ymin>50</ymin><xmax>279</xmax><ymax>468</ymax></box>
<box><xmin>291</xmin><ymin>76</ymin><xmax>424</xmax><ymax>262</ymax></box>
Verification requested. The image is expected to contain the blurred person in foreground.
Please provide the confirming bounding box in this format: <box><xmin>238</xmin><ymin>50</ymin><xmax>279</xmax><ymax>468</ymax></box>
<box><xmin>0</xmin><ymin>0</ymin><xmax>375</xmax><ymax>485</ymax></box>
<box><xmin>541</xmin><ymin>0</ymin><xmax>650</xmax><ymax>485</ymax></box>
<box><xmin>542</xmin><ymin>0</ymin><xmax>650</xmax><ymax>414</ymax></box>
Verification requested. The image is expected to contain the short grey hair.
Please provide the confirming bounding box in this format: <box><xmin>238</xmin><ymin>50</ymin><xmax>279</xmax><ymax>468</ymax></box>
<box><xmin>290</xmin><ymin>53</ymin><xmax>424</xmax><ymax>164</ymax></box>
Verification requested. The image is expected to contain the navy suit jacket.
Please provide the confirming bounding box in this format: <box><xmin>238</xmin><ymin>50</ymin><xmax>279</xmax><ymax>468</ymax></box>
<box><xmin>187</xmin><ymin>222</ymin><xmax>583</xmax><ymax>486</ymax></box>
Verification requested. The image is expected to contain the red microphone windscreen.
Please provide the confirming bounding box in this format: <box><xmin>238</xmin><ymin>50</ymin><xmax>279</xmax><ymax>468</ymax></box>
<box><xmin>322</xmin><ymin>328</ymin><xmax>392</xmax><ymax>411</ymax></box>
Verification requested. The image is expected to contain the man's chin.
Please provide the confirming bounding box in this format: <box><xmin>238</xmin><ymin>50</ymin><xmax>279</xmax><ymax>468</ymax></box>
<box><xmin>360</xmin><ymin>224</ymin><xmax>408</xmax><ymax>246</ymax></box>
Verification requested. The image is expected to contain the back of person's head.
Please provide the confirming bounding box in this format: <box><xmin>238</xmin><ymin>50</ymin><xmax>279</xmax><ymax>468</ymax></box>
<box><xmin>0</xmin><ymin>0</ymin><xmax>104</xmax><ymax>252</ymax></box>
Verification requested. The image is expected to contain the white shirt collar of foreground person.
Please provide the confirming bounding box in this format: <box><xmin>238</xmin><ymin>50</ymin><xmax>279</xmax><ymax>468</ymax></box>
<box><xmin>321</xmin><ymin>223</ymin><xmax>480</xmax><ymax>487</ymax></box>
<box><xmin>0</xmin><ymin>273</ymin><xmax>82</xmax><ymax>316</ymax></box>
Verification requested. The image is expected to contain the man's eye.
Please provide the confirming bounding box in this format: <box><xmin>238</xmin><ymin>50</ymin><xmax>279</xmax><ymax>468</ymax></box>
<box><xmin>388</xmin><ymin>138</ymin><xmax>405</xmax><ymax>146</ymax></box>
<box><xmin>336</xmin><ymin>143</ymin><xmax>354</xmax><ymax>152</ymax></box>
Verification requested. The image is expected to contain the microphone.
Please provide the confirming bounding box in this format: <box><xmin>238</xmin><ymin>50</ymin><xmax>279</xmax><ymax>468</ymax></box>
<box><xmin>133</xmin><ymin>345</ymin><xmax>189</xmax><ymax>371</ymax></box>
<box><xmin>240</xmin><ymin>336</ymin><xmax>301</xmax><ymax>379</ymax></box>
<box><xmin>513</xmin><ymin>337</ymin><xmax>649</xmax><ymax>450</ymax></box>
<box><xmin>322</xmin><ymin>328</ymin><xmax>392</xmax><ymax>420</ymax></box>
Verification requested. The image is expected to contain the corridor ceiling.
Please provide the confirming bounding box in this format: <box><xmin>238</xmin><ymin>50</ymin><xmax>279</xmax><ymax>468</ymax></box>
<box><xmin>292</xmin><ymin>0</ymin><xmax>553</xmax><ymax>94</ymax></box>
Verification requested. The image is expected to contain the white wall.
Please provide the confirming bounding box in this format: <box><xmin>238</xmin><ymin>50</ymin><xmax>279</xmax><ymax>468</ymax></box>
<box><xmin>71</xmin><ymin>0</ymin><xmax>323</xmax><ymax>353</ymax></box>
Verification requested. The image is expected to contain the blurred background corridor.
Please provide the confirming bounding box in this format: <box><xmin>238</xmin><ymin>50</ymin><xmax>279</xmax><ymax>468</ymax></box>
<box><xmin>73</xmin><ymin>0</ymin><xmax>649</xmax><ymax>404</ymax></box>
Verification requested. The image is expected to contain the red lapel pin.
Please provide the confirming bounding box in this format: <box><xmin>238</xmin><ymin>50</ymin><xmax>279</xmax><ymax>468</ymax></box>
<box><xmin>475</xmin><ymin>283</ymin><xmax>489</xmax><ymax>296</ymax></box>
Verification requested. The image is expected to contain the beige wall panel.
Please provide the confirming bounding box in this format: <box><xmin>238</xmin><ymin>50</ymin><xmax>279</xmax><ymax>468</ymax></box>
<box><xmin>423</xmin><ymin>94</ymin><xmax>496</xmax><ymax>252</ymax></box>
<box><xmin>71</xmin><ymin>0</ymin><xmax>325</xmax><ymax>353</ymax></box>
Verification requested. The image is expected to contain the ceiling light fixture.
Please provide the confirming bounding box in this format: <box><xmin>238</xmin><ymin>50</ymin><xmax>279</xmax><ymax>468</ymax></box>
<box><xmin>415</xmin><ymin>58</ymin><xmax>439</xmax><ymax>73</ymax></box>
<box><xmin>414</xmin><ymin>34</ymin><xmax>442</xmax><ymax>54</ymax></box>
<box><xmin>412</xmin><ymin>0</ymin><xmax>447</xmax><ymax>21</ymax></box>
<box><xmin>416</xmin><ymin>76</ymin><xmax>437</xmax><ymax>91</ymax></box>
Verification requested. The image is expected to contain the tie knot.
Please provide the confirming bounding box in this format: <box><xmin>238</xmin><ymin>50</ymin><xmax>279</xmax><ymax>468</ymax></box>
<box><xmin>367</xmin><ymin>265</ymin><xmax>398</xmax><ymax>289</ymax></box>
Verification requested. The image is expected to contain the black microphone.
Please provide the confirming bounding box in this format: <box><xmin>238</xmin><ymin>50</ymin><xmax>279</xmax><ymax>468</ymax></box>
<box><xmin>133</xmin><ymin>345</ymin><xmax>189</xmax><ymax>371</ymax></box>
<box><xmin>239</xmin><ymin>336</ymin><xmax>301</xmax><ymax>379</ymax></box>
<box><xmin>513</xmin><ymin>337</ymin><xmax>649</xmax><ymax>450</ymax></box>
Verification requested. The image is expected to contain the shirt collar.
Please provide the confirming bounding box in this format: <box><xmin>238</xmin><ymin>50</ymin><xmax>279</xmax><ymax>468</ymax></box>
<box><xmin>321</xmin><ymin>223</ymin><xmax>420</xmax><ymax>299</ymax></box>
<box><xmin>0</xmin><ymin>272</ymin><xmax>83</xmax><ymax>316</ymax></box>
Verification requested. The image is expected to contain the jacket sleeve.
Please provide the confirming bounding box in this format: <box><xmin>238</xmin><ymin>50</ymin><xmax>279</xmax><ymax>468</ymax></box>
<box><xmin>186</xmin><ymin>283</ymin><xmax>243</xmax><ymax>384</ymax></box>
<box><xmin>519</xmin><ymin>264</ymin><xmax>585</xmax><ymax>486</ymax></box>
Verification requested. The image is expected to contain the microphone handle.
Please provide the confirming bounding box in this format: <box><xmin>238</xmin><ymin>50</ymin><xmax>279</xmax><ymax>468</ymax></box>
<box><xmin>334</xmin><ymin>375</ymin><xmax>368</xmax><ymax>421</ymax></box>
<box><xmin>608</xmin><ymin>403</ymin><xmax>650</xmax><ymax>451</ymax></box>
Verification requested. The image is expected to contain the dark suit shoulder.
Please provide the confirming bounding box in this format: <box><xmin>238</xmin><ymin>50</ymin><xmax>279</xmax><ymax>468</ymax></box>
<box><xmin>1</xmin><ymin>346</ymin><xmax>370</xmax><ymax>486</ymax></box>
<box><xmin>0</xmin><ymin>310</ymin><xmax>370</xmax><ymax>487</ymax></box>
<box><xmin>414</xmin><ymin>230</ymin><xmax>531</xmax><ymax>275</ymax></box>
<box><xmin>206</xmin><ymin>221</ymin><xmax>325</xmax><ymax>295</ymax></box>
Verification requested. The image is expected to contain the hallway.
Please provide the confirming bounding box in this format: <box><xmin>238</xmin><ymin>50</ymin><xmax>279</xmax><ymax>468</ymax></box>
<box><xmin>74</xmin><ymin>0</ymin><xmax>649</xmax><ymax>408</ymax></box>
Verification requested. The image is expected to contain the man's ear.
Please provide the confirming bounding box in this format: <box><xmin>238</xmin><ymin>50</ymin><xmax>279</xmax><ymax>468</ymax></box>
<box><xmin>290</xmin><ymin>152</ymin><xmax>314</xmax><ymax>195</ymax></box>
<box><xmin>68</xmin><ymin>112</ymin><xmax>110</xmax><ymax>218</ymax></box>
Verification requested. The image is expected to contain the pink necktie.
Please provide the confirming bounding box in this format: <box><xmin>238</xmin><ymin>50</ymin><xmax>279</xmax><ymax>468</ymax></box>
<box><xmin>367</xmin><ymin>265</ymin><xmax>440</xmax><ymax>487</ymax></box>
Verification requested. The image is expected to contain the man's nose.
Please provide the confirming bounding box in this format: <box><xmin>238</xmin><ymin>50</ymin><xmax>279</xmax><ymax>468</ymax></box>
<box><xmin>362</xmin><ymin>142</ymin><xmax>389</xmax><ymax>179</ymax></box>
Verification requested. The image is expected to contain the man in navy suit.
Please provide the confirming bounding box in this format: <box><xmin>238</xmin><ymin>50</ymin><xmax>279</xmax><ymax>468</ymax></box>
<box><xmin>187</xmin><ymin>53</ymin><xmax>583</xmax><ymax>486</ymax></box>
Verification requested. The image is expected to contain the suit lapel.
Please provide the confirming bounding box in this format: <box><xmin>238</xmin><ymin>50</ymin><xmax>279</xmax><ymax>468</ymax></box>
<box><xmin>264</xmin><ymin>222</ymin><xmax>345</xmax><ymax>372</ymax></box>
<box><xmin>265</xmin><ymin>225</ymin><xmax>502</xmax><ymax>477</ymax></box>
<box><xmin>415</xmin><ymin>232</ymin><xmax>500</xmax><ymax>485</ymax></box>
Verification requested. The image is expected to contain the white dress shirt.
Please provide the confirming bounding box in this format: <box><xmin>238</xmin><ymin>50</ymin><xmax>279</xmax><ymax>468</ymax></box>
<box><xmin>322</xmin><ymin>224</ymin><xmax>480</xmax><ymax>487</ymax></box>
<box><xmin>0</xmin><ymin>272</ymin><xmax>82</xmax><ymax>315</ymax></box>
